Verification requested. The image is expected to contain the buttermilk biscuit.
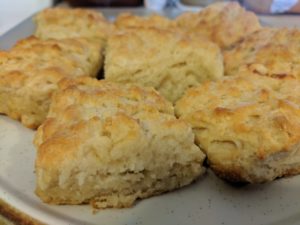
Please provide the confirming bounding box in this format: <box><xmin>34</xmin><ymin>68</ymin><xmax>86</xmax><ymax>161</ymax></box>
<box><xmin>175</xmin><ymin>75</ymin><xmax>300</xmax><ymax>183</ymax></box>
<box><xmin>34</xmin><ymin>8</ymin><xmax>114</xmax><ymax>40</ymax></box>
<box><xmin>224</xmin><ymin>28</ymin><xmax>300</xmax><ymax>78</ymax></box>
<box><xmin>0</xmin><ymin>36</ymin><xmax>103</xmax><ymax>128</ymax></box>
<box><xmin>115</xmin><ymin>13</ymin><xmax>176</xmax><ymax>29</ymax></box>
<box><xmin>115</xmin><ymin>13</ymin><xmax>209</xmax><ymax>44</ymax></box>
<box><xmin>175</xmin><ymin>2</ymin><xmax>261</xmax><ymax>49</ymax></box>
<box><xmin>34</xmin><ymin>77</ymin><xmax>205</xmax><ymax>208</ymax></box>
<box><xmin>105</xmin><ymin>28</ymin><xmax>223</xmax><ymax>103</ymax></box>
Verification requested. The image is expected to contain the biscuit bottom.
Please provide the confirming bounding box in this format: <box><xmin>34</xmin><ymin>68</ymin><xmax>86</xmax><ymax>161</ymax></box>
<box><xmin>208</xmin><ymin>141</ymin><xmax>300</xmax><ymax>183</ymax></box>
<box><xmin>35</xmin><ymin>163</ymin><xmax>202</xmax><ymax>208</ymax></box>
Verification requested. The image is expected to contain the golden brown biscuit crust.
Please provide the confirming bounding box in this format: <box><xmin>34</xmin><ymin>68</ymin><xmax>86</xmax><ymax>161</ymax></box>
<box><xmin>34</xmin><ymin>8</ymin><xmax>114</xmax><ymax>40</ymax></box>
<box><xmin>34</xmin><ymin>77</ymin><xmax>205</xmax><ymax>208</ymax></box>
<box><xmin>115</xmin><ymin>13</ymin><xmax>176</xmax><ymax>29</ymax></box>
<box><xmin>175</xmin><ymin>75</ymin><xmax>300</xmax><ymax>183</ymax></box>
<box><xmin>0</xmin><ymin>36</ymin><xmax>103</xmax><ymax>128</ymax></box>
<box><xmin>105</xmin><ymin>27</ymin><xmax>223</xmax><ymax>103</ymax></box>
<box><xmin>224</xmin><ymin>28</ymin><xmax>300</xmax><ymax>79</ymax></box>
<box><xmin>176</xmin><ymin>2</ymin><xmax>261</xmax><ymax>49</ymax></box>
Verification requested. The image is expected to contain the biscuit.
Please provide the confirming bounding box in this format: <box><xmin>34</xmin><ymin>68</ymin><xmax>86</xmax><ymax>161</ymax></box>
<box><xmin>115</xmin><ymin>13</ymin><xmax>176</xmax><ymax>29</ymax></box>
<box><xmin>224</xmin><ymin>28</ymin><xmax>300</xmax><ymax>78</ymax></box>
<box><xmin>176</xmin><ymin>2</ymin><xmax>261</xmax><ymax>49</ymax></box>
<box><xmin>114</xmin><ymin>13</ymin><xmax>209</xmax><ymax>45</ymax></box>
<box><xmin>34</xmin><ymin>8</ymin><xmax>114</xmax><ymax>40</ymax></box>
<box><xmin>0</xmin><ymin>36</ymin><xmax>103</xmax><ymax>128</ymax></box>
<box><xmin>105</xmin><ymin>28</ymin><xmax>223</xmax><ymax>103</ymax></box>
<box><xmin>175</xmin><ymin>74</ymin><xmax>300</xmax><ymax>183</ymax></box>
<box><xmin>34</xmin><ymin>77</ymin><xmax>205</xmax><ymax>208</ymax></box>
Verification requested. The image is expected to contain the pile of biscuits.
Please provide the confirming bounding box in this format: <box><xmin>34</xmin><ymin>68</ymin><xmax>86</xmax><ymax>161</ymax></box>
<box><xmin>1</xmin><ymin>2</ymin><xmax>300</xmax><ymax>209</ymax></box>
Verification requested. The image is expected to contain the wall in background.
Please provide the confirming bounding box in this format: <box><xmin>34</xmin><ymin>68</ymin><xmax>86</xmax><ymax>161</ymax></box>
<box><xmin>0</xmin><ymin>0</ymin><xmax>52</xmax><ymax>35</ymax></box>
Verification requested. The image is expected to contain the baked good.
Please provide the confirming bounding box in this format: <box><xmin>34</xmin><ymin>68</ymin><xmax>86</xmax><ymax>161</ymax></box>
<box><xmin>224</xmin><ymin>28</ymin><xmax>300</xmax><ymax>78</ymax></box>
<box><xmin>0</xmin><ymin>36</ymin><xmax>103</xmax><ymax>128</ymax></box>
<box><xmin>114</xmin><ymin>13</ymin><xmax>210</xmax><ymax>45</ymax></box>
<box><xmin>34</xmin><ymin>8</ymin><xmax>114</xmax><ymax>40</ymax></box>
<box><xmin>175</xmin><ymin>2</ymin><xmax>261</xmax><ymax>49</ymax></box>
<box><xmin>175</xmin><ymin>74</ymin><xmax>300</xmax><ymax>183</ymax></box>
<box><xmin>34</xmin><ymin>77</ymin><xmax>205</xmax><ymax>208</ymax></box>
<box><xmin>115</xmin><ymin>13</ymin><xmax>176</xmax><ymax>29</ymax></box>
<box><xmin>105</xmin><ymin>28</ymin><xmax>223</xmax><ymax>103</ymax></box>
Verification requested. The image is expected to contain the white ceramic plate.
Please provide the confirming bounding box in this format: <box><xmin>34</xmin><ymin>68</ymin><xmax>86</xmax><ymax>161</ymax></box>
<box><xmin>1</xmin><ymin>9</ymin><xmax>300</xmax><ymax>225</ymax></box>
<box><xmin>2</xmin><ymin>114</ymin><xmax>300</xmax><ymax>225</ymax></box>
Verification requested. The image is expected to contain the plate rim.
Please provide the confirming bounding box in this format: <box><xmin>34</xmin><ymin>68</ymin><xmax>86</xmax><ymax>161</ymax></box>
<box><xmin>0</xmin><ymin>197</ymin><xmax>44</xmax><ymax>225</ymax></box>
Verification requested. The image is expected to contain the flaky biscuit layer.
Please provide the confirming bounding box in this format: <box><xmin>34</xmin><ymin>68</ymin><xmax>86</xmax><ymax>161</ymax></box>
<box><xmin>105</xmin><ymin>27</ymin><xmax>223</xmax><ymax>103</ymax></box>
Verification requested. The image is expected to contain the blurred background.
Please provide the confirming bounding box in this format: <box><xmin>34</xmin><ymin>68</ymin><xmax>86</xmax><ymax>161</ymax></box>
<box><xmin>0</xmin><ymin>0</ymin><xmax>52</xmax><ymax>35</ymax></box>
<box><xmin>0</xmin><ymin>0</ymin><xmax>299</xmax><ymax>36</ymax></box>
<box><xmin>0</xmin><ymin>0</ymin><xmax>224</xmax><ymax>35</ymax></box>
